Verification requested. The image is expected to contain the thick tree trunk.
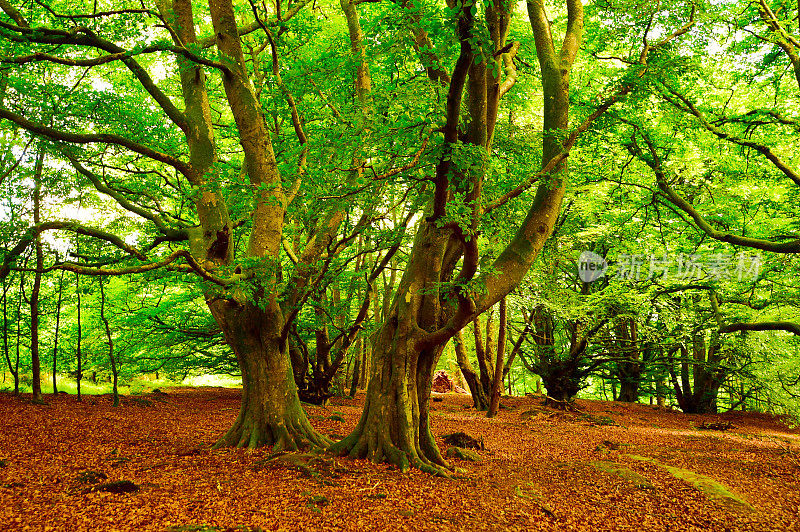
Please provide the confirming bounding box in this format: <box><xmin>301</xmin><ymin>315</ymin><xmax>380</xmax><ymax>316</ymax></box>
<box><xmin>614</xmin><ymin>318</ymin><xmax>641</xmax><ymax>403</ymax></box>
<box><xmin>330</xmin><ymin>222</ymin><xmax>451</xmax><ymax>475</ymax></box>
<box><xmin>617</xmin><ymin>380</ymin><xmax>639</xmax><ymax>403</ymax></box>
<box><xmin>541</xmin><ymin>365</ymin><xmax>582</xmax><ymax>406</ymax></box>
<box><xmin>330</xmin><ymin>312</ymin><xmax>448</xmax><ymax>475</ymax></box>
<box><xmin>209</xmin><ymin>298</ymin><xmax>329</xmax><ymax>450</ymax></box>
<box><xmin>332</xmin><ymin>0</ymin><xmax>582</xmax><ymax>474</ymax></box>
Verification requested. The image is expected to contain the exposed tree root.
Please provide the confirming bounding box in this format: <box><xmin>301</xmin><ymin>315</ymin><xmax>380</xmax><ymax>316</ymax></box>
<box><xmin>329</xmin><ymin>422</ymin><xmax>451</xmax><ymax>478</ymax></box>
<box><xmin>213</xmin><ymin>407</ymin><xmax>330</xmax><ymax>451</ymax></box>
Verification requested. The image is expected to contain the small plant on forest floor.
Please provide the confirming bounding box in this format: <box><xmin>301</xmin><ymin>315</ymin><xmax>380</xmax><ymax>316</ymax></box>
<box><xmin>580</xmin><ymin>413</ymin><xmax>620</xmax><ymax>427</ymax></box>
<box><xmin>442</xmin><ymin>432</ymin><xmax>484</xmax><ymax>450</ymax></box>
<box><xmin>304</xmin><ymin>492</ymin><xmax>329</xmax><ymax>513</ymax></box>
<box><xmin>76</xmin><ymin>470</ymin><xmax>107</xmax><ymax>484</ymax></box>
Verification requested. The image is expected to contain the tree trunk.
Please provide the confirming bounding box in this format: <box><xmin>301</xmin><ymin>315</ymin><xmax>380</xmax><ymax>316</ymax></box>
<box><xmin>473</xmin><ymin>315</ymin><xmax>494</xmax><ymax>398</ymax></box>
<box><xmin>614</xmin><ymin>318</ymin><xmax>641</xmax><ymax>403</ymax></box>
<box><xmin>29</xmin><ymin>149</ymin><xmax>44</xmax><ymax>404</ymax></box>
<box><xmin>331</xmin><ymin>0</ymin><xmax>582</xmax><ymax>473</ymax></box>
<box><xmin>330</xmin><ymin>312</ymin><xmax>448</xmax><ymax>475</ymax></box>
<box><xmin>487</xmin><ymin>297</ymin><xmax>507</xmax><ymax>417</ymax></box>
<box><xmin>51</xmin><ymin>268</ymin><xmax>64</xmax><ymax>395</ymax></box>
<box><xmin>454</xmin><ymin>330</ymin><xmax>489</xmax><ymax>410</ymax></box>
<box><xmin>2</xmin><ymin>274</ymin><xmax>18</xmax><ymax>393</ymax></box>
<box><xmin>349</xmin><ymin>350</ymin><xmax>360</xmax><ymax>398</ymax></box>
<box><xmin>14</xmin><ymin>261</ymin><xmax>25</xmax><ymax>396</ymax></box>
<box><xmin>75</xmin><ymin>267</ymin><xmax>82</xmax><ymax>402</ymax></box>
<box><xmin>98</xmin><ymin>276</ymin><xmax>118</xmax><ymax>407</ymax></box>
<box><xmin>209</xmin><ymin>298</ymin><xmax>330</xmax><ymax>450</ymax></box>
<box><xmin>330</xmin><ymin>222</ymin><xmax>451</xmax><ymax>475</ymax></box>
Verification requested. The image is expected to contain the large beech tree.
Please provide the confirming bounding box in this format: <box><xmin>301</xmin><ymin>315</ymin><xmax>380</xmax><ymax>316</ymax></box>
<box><xmin>329</xmin><ymin>0</ymin><xmax>587</xmax><ymax>474</ymax></box>
<box><xmin>0</xmin><ymin>0</ymin><xmax>401</xmax><ymax>450</ymax></box>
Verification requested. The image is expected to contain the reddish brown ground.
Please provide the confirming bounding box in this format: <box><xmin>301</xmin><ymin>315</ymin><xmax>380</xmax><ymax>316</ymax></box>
<box><xmin>1</xmin><ymin>388</ymin><xmax>799</xmax><ymax>531</ymax></box>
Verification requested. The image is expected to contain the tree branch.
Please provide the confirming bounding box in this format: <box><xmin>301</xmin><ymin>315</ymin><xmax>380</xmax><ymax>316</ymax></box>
<box><xmin>0</xmin><ymin>107</ymin><xmax>191</xmax><ymax>177</ymax></box>
<box><xmin>719</xmin><ymin>321</ymin><xmax>800</xmax><ymax>336</ymax></box>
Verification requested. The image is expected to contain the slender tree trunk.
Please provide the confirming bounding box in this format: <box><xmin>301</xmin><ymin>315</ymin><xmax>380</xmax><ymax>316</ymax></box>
<box><xmin>473</xmin><ymin>315</ymin><xmax>494</xmax><ymax>398</ymax></box>
<box><xmin>98</xmin><ymin>276</ymin><xmax>118</xmax><ymax>407</ymax></box>
<box><xmin>349</xmin><ymin>351</ymin><xmax>360</xmax><ymax>398</ymax></box>
<box><xmin>75</xmin><ymin>254</ymin><xmax>82</xmax><ymax>401</ymax></box>
<box><xmin>14</xmin><ymin>261</ymin><xmax>25</xmax><ymax>396</ymax></box>
<box><xmin>2</xmin><ymin>274</ymin><xmax>17</xmax><ymax>392</ymax></box>
<box><xmin>454</xmin><ymin>330</ymin><xmax>489</xmax><ymax>410</ymax></box>
<box><xmin>29</xmin><ymin>149</ymin><xmax>45</xmax><ymax>403</ymax></box>
<box><xmin>51</xmin><ymin>268</ymin><xmax>64</xmax><ymax>395</ymax></box>
<box><xmin>487</xmin><ymin>297</ymin><xmax>507</xmax><ymax>417</ymax></box>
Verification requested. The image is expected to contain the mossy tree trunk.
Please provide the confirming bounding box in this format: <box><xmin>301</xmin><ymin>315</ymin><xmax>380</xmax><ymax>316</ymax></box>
<box><xmin>615</xmin><ymin>318</ymin><xmax>642</xmax><ymax>403</ymax></box>
<box><xmin>669</xmin><ymin>337</ymin><xmax>726</xmax><ymax>414</ymax></box>
<box><xmin>209</xmin><ymin>298</ymin><xmax>329</xmax><ymax>449</ymax></box>
<box><xmin>330</xmin><ymin>222</ymin><xmax>453</xmax><ymax>473</ymax></box>
<box><xmin>454</xmin><ymin>329</ymin><xmax>489</xmax><ymax>410</ymax></box>
<box><xmin>29</xmin><ymin>149</ymin><xmax>44</xmax><ymax>404</ymax></box>
<box><xmin>332</xmin><ymin>0</ymin><xmax>584</xmax><ymax>472</ymax></box>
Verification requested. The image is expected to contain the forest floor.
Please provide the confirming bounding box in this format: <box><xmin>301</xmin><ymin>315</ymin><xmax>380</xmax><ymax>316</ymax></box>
<box><xmin>1</xmin><ymin>388</ymin><xmax>799</xmax><ymax>531</ymax></box>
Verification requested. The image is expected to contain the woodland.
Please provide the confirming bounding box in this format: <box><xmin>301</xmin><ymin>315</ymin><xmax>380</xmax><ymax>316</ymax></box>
<box><xmin>0</xmin><ymin>0</ymin><xmax>800</xmax><ymax>529</ymax></box>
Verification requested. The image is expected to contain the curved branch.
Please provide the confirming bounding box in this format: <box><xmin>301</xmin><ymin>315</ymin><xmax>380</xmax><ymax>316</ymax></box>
<box><xmin>628</xmin><ymin>130</ymin><xmax>800</xmax><ymax>253</ymax></box>
<box><xmin>1</xmin><ymin>44</ymin><xmax>230</xmax><ymax>74</ymax></box>
<box><xmin>0</xmin><ymin>108</ymin><xmax>191</xmax><ymax>177</ymax></box>
<box><xmin>660</xmin><ymin>86</ymin><xmax>800</xmax><ymax>188</ymax></box>
<box><xmin>0</xmin><ymin>221</ymin><xmax>146</xmax><ymax>279</ymax></box>
<box><xmin>56</xmin><ymin>250</ymin><xmax>229</xmax><ymax>286</ymax></box>
<box><xmin>64</xmin><ymin>152</ymin><xmax>184</xmax><ymax>237</ymax></box>
<box><xmin>0</xmin><ymin>20</ymin><xmax>189</xmax><ymax>132</ymax></box>
<box><xmin>719</xmin><ymin>321</ymin><xmax>800</xmax><ymax>336</ymax></box>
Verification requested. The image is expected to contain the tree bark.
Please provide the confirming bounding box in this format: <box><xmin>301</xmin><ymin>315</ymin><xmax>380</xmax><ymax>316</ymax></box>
<box><xmin>75</xmin><ymin>265</ymin><xmax>82</xmax><ymax>402</ymax></box>
<box><xmin>330</xmin><ymin>221</ymin><xmax>452</xmax><ymax>475</ymax></box>
<box><xmin>487</xmin><ymin>297</ymin><xmax>507</xmax><ymax>417</ymax></box>
<box><xmin>454</xmin><ymin>330</ymin><xmax>489</xmax><ymax>410</ymax></box>
<box><xmin>51</xmin><ymin>267</ymin><xmax>64</xmax><ymax>395</ymax></box>
<box><xmin>331</xmin><ymin>0</ymin><xmax>583</xmax><ymax>472</ymax></box>
<box><xmin>98</xmin><ymin>276</ymin><xmax>118</xmax><ymax>407</ymax></box>
<box><xmin>29</xmin><ymin>149</ymin><xmax>44</xmax><ymax>404</ymax></box>
<box><xmin>209</xmin><ymin>298</ymin><xmax>329</xmax><ymax>450</ymax></box>
<box><xmin>2</xmin><ymin>274</ymin><xmax>17</xmax><ymax>393</ymax></box>
<box><xmin>615</xmin><ymin>318</ymin><xmax>641</xmax><ymax>403</ymax></box>
<box><xmin>473</xmin><ymin>315</ymin><xmax>494</xmax><ymax>398</ymax></box>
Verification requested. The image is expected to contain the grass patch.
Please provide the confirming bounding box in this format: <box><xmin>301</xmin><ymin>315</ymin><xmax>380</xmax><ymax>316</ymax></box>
<box><xmin>589</xmin><ymin>461</ymin><xmax>652</xmax><ymax>488</ymax></box>
<box><xmin>627</xmin><ymin>454</ymin><xmax>754</xmax><ymax>512</ymax></box>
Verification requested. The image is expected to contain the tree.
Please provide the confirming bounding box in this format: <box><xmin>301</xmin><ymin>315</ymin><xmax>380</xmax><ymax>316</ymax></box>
<box><xmin>0</xmin><ymin>0</ymin><xmax>422</xmax><ymax>449</ymax></box>
<box><xmin>330</xmin><ymin>0</ymin><xmax>587</xmax><ymax>473</ymax></box>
